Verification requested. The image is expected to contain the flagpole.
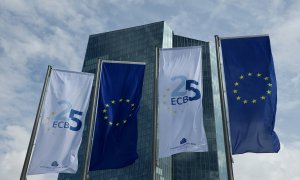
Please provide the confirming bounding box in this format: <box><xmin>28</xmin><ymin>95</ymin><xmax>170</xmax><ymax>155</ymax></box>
<box><xmin>214</xmin><ymin>35</ymin><xmax>234</xmax><ymax>180</ymax></box>
<box><xmin>20</xmin><ymin>65</ymin><xmax>52</xmax><ymax>180</ymax></box>
<box><xmin>152</xmin><ymin>47</ymin><xmax>159</xmax><ymax>180</ymax></box>
<box><xmin>82</xmin><ymin>60</ymin><xmax>102</xmax><ymax>180</ymax></box>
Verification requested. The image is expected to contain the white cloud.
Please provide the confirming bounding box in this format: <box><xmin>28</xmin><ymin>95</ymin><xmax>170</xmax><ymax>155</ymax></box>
<box><xmin>0</xmin><ymin>125</ymin><xmax>58</xmax><ymax>180</ymax></box>
<box><xmin>233</xmin><ymin>141</ymin><xmax>300</xmax><ymax>180</ymax></box>
<box><xmin>1</xmin><ymin>0</ymin><xmax>300</xmax><ymax>180</ymax></box>
<box><xmin>0</xmin><ymin>1</ymin><xmax>106</xmax><ymax>179</ymax></box>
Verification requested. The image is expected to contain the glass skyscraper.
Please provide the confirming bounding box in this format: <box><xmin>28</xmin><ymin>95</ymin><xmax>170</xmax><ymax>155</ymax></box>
<box><xmin>58</xmin><ymin>21</ymin><xmax>228</xmax><ymax>180</ymax></box>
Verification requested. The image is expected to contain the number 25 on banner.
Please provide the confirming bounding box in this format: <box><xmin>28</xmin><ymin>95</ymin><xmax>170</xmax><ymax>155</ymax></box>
<box><xmin>170</xmin><ymin>76</ymin><xmax>201</xmax><ymax>105</ymax></box>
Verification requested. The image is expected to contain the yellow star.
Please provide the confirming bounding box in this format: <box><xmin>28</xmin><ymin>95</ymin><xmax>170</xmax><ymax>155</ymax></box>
<box><xmin>233</xmin><ymin>90</ymin><xmax>238</xmax><ymax>94</ymax></box>
<box><xmin>268</xmin><ymin>83</ymin><xmax>272</xmax><ymax>87</ymax></box>
<box><xmin>248</xmin><ymin>72</ymin><xmax>252</xmax><ymax>76</ymax></box>
<box><xmin>163</xmin><ymin>101</ymin><xmax>166</xmax><ymax>104</ymax></box>
<box><xmin>108</xmin><ymin>122</ymin><xmax>113</xmax><ymax>125</ymax></box>
<box><xmin>119</xmin><ymin>99</ymin><xmax>123</xmax><ymax>102</ymax></box>
<box><xmin>261</xmin><ymin>96</ymin><xmax>266</xmax><ymax>100</ymax></box>
<box><xmin>104</xmin><ymin>116</ymin><xmax>108</xmax><ymax>119</ymax></box>
<box><xmin>252</xmin><ymin>99</ymin><xmax>257</xmax><ymax>104</ymax></box>
<box><xmin>103</xmin><ymin>109</ymin><xmax>107</xmax><ymax>113</ymax></box>
<box><xmin>126</xmin><ymin>99</ymin><xmax>130</xmax><ymax>103</ymax></box>
<box><xmin>166</xmin><ymin>88</ymin><xmax>170</xmax><ymax>92</ymax></box>
<box><xmin>257</xmin><ymin>73</ymin><xmax>261</xmax><ymax>77</ymax></box>
<box><xmin>111</xmin><ymin>100</ymin><xmax>115</xmax><ymax>104</ymax></box>
<box><xmin>131</xmin><ymin>104</ymin><xmax>135</xmax><ymax>107</ymax></box>
<box><xmin>51</xmin><ymin>112</ymin><xmax>56</xmax><ymax>116</ymax></box>
<box><xmin>240</xmin><ymin>75</ymin><xmax>244</xmax><ymax>79</ymax></box>
<box><xmin>267</xmin><ymin>90</ymin><xmax>271</xmax><ymax>94</ymax></box>
<box><xmin>129</xmin><ymin>114</ymin><xmax>132</xmax><ymax>117</ymax></box>
<box><xmin>163</xmin><ymin>94</ymin><xmax>167</xmax><ymax>98</ymax></box>
<box><xmin>236</xmin><ymin>96</ymin><xmax>241</xmax><ymax>100</ymax></box>
<box><xmin>116</xmin><ymin>123</ymin><xmax>119</xmax><ymax>126</ymax></box>
<box><xmin>132</xmin><ymin>108</ymin><xmax>135</xmax><ymax>111</ymax></box>
<box><xmin>234</xmin><ymin>82</ymin><xmax>239</xmax><ymax>86</ymax></box>
<box><xmin>123</xmin><ymin>120</ymin><xmax>127</xmax><ymax>124</ymax></box>
<box><xmin>105</xmin><ymin>104</ymin><xmax>109</xmax><ymax>107</ymax></box>
<box><xmin>264</xmin><ymin>77</ymin><xmax>269</xmax><ymax>81</ymax></box>
<box><xmin>243</xmin><ymin>100</ymin><xmax>248</xmax><ymax>104</ymax></box>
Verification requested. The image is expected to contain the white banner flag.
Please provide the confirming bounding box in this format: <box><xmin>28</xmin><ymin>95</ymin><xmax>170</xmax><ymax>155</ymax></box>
<box><xmin>158</xmin><ymin>46</ymin><xmax>208</xmax><ymax>158</ymax></box>
<box><xmin>28</xmin><ymin>69</ymin><xmax>94</xmax><ymax>175</ymax></box>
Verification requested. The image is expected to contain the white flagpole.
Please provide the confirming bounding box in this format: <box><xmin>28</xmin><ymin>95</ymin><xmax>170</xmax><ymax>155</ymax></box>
<box><xmin>214</xmin><ymin>35</ymin><xmax>234</xmax><ymax>180</ymax></box>
<box><xmin>82</xmin><ymin>60</ymin><xmax>102</xmax><ymax>180</ymax></box>
<box><xmin>20</xmin><ymin>65</ymin><xmax>52</xmax><ymax>180</ymax></box>
<box><xmin>152</xmin><ymin>48</ymin><xmax>159</xmax><ymax>180</ymax></box>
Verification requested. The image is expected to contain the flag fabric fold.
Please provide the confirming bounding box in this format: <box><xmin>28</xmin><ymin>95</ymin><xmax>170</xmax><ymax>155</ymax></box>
<box><xmin>158</xmin><ymin>47</ymin><xmax>208</xmax><ymax>158</ymax></box>
<box><xmin>89</xmin><ymin>61</ymin><xmax>145</xmax><ymax>170</ymax></box>
<box><xmin>28</xmin><ymin>69</ymin><xmax>94</xmax><ymax>175</ymax></box>
<box><xmin>220</xmin><ymin>36</ymin><xmax>280</xmax><ymax>154</ymax></box>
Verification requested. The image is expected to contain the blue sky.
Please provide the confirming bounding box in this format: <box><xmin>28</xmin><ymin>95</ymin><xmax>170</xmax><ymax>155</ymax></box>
<box><xmin>1</xmin><ymin>0</ymin><xmax>300</xmax><ymax>179</ymax></box>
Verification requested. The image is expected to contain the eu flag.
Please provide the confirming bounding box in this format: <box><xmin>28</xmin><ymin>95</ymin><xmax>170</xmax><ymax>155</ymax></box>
<box><xmin>220</xmin><ymin>36</ymin><xmax>280</xmax><ymax>154</ymax></box>
<box><xmin>89</xmin><ymin>61</ymin><xmax>145</xmax><ymax>170</ymax></box>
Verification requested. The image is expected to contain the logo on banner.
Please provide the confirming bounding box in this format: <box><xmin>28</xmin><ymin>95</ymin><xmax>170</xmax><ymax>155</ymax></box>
<box><xmin>180</xmin><ymin>138</ymin><xmax>187</xmax><ymax>144</ymax></box>
<box><xmin>51</xmin><ymin>161</ymin><xmax>59</xmax><ymax>167</ymax></box>
<box><xmin>44</xmin><ymin>100</ymin><xmax>83</xmax><ymax>132</ymax></box>
<box><xmin>162</xmin><ymin>75</ymin><xmax>201</xmax><ymax>106</ymax></box>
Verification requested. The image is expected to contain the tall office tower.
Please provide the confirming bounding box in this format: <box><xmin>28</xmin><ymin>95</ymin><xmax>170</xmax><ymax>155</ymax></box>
<box><xmin>58</xmin><ymin>21</ymin><xmax>228</xmax><ymax>180</ymax></box>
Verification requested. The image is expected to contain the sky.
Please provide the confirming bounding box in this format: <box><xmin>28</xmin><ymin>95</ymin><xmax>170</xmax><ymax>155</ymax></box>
<box><xmin>1</xmin><ymin>0</ymin><xmax>300</xmax><ymax>179</ymax></box>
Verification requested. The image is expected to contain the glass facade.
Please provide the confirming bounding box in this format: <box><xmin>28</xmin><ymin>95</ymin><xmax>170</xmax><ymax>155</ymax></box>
<box><xmin>58</xmin><ymin>21</ymin><xmax>228</xmax><ymax>180</ymax></box>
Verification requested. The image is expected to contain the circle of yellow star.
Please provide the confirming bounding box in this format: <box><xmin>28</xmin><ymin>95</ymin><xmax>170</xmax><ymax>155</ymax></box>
<box><xmin>234</xmin><ymin>72</ymin><xmax>272</xmax><ymax>105</ymax></box>
<box><xmin>111</xmin><ymin>100</ymin><xmax>115</xmax><ymax>104</ymax></box>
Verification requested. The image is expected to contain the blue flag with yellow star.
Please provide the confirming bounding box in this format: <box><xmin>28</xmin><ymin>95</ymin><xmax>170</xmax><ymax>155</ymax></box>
<box><xmin>220</xmin><ymin>36</ymin><xmax>280</xmax><ymax>154</ymax></box>
<box><xmin>89</xmin><ymin>61</ymin><xmax>145</xmax><ymax>170</ymax></box>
